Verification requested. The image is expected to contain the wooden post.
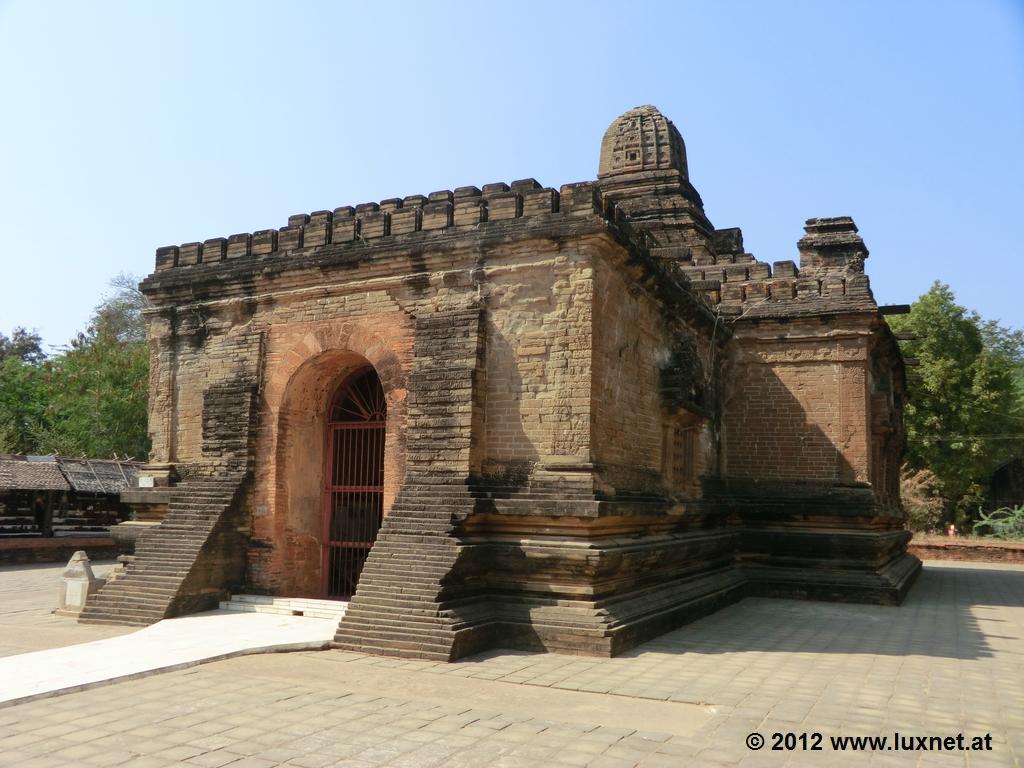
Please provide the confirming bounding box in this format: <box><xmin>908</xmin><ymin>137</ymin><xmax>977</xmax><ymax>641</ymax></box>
<box><xmin>44</xmin><ymin>490</ymin><xmax>54</xmax><ymax>538</ymax></box>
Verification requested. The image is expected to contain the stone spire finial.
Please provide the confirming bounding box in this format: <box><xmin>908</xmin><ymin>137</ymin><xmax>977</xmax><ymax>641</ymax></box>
<box><xmin>798</xmin><ymin>217</ymin><xmax>869</xmax><ymax>273</ymax></box>
<box><xmin>598</xmin><ymin>105</ymin><xmax>688</xmax><ymax>180</ymax></box>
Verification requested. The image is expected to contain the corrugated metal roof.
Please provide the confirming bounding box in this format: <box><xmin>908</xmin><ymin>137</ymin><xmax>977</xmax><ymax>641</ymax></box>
<box><xmin>0</xmin><ymin>455</ymin><xmax>71</xmax><ymax>492</ymax></box>
<box><xmin>55</xmin><ymin>457</ymin><xmax>138</xmax><ymax>494</ymax></box>
<box><xmin>0</xmin><ymin>455</ymin><xmax>139</xmax><ymax>494</ymax></box>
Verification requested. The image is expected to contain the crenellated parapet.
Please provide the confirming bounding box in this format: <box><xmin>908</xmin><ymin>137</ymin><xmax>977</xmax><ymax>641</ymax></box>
<box><xmin>153</xmin><ymin>179</ymin><xmax>603</xmax><ymax>273</ymax></box>
<box><xmin>681</xmin><ymin>217</ymin><xmax>877</xmax><ymax>318</ymax></box>
<box><xmin>149</xmin><ymin>169</ymin><xmax>877</xmax><ymax>325</ymax></box>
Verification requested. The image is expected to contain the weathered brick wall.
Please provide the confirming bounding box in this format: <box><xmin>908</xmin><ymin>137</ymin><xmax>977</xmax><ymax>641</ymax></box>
<box><xmin>143</xmin><ymin>231</ymin><xmax>613</xmax><ymax>597</ymax></box>
<box><xmin>591</xmin><ymin>253</ymin><xmax>666</xmax><ymax>493</ymax></box>
<box><xmin>481</xmin><ymin>241</ymin><xmax>594</xmax><ymax>480</ymax></box>
<box><xmin>591</xmin><ymin>248</ymin><xmax>718</xmax><ymax>495</ymax></box>
<box><xmin>722</xmin><ymin>317</ymin><xmax>871</xmax><ymax>483</ymax></box>
<box><xmin>144</xmin><ymin>315</ymin><xmax>263</xmax><ymax>471</ymax></box>
<box><xmin>866</xmin><ymin>325</ymin><xmax>907</xmax><ymax>509</ymax></box>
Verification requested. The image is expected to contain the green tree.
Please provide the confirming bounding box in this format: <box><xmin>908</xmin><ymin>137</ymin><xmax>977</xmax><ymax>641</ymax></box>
<box><xmin>0</xmin><ymin>275</ymin><xmax>151</xmax><ymax>459</ymax></box>
<box><xmin>91</xmin><ymin>272</ymin><xmax>149</xmax><ymax>344</ymax></box>
<box><xmin>39</xmin><ymin>329</ymin><xmax>150</xmax><ymax>459</ymax></box>
<box><xmin>0</xmin><ymin>327</ymin><xmax>45</xmax><ymax>364</ymax></box>
<box><xmin>0</xmin><ymin>356</ymin><xmax>48</xmax><ymax>453</ymax></box>
<box><xmin>890</xmin><ymin>282</ymin><xmax>1024</xmax><ymax>514</ymax></box>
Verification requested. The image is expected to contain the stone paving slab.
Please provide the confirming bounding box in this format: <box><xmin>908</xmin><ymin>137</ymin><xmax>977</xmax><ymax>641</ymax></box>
<box><xmin>0</xmin><ymin>610</ymin><xmax>339</xmax><ymax>708</ymax></box>
<box><xmin>0</xmin><ymin>653</ymin><xmax>713</xmax><ymax>768</ymax></box>
<box><xmin>307</xmin><ymin>561</ymin><xmax>1024</xmax><ymax>766</ymax></box>
<box><xmin>0</xmin><ymin>560</ymin><xmax>1021</xmax><ymax>766</ymax></box>
<box><xmin>0</xmin><ymin>560</ymin><xmax>129</xmax><ymax>657</ymax></box>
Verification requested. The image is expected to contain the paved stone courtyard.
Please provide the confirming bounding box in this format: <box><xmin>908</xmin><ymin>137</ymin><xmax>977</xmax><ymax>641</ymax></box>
<box><xmin>0</xmin><ymin>560</ymin><xmax>1021</xmax><ymax>766</ymax></box>
<box><xmin>0</xmin><ymin>560</ymin><xmax>125</xmax><ymax>658</ymax></box>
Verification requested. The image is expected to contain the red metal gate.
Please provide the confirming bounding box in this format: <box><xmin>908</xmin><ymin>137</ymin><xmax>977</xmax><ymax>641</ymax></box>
<box><xmin>322</xmin><ymin>367</ymin><xmax>386</xmax><ymax>599</ymax></box>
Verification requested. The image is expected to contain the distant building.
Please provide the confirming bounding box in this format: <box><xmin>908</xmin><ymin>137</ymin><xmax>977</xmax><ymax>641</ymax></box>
<box><xmin>82</xmin><ymin>106</ymin><xmax>918</xmax><ymax>659</ymax></box>
<box><xmin>991</xmin><ymin>458</ymin><xmax>1024</xmax><ymax>510</ymax></box>
<box><xmin>0</xmin><ymin>455</ymin><xmax>138</xmax><ymax>537</ymax></box>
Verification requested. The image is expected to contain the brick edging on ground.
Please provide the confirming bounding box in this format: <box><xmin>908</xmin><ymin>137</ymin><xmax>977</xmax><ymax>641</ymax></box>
<box><xmin>0</xmin><ymin>537</ymin><xmax>129</xmax><ymax>565</ymax></box>
<box><xmin>909</xmin><ymin>539</ymin><xmax>1024</xmax><ymax>564</ymax></box>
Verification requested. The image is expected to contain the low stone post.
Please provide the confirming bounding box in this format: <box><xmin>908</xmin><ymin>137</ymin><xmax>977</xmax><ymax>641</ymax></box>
<box><xmin>55</xmin><ymin>550</ymin><xmax>106</xmax><ymax>618</ymax></box>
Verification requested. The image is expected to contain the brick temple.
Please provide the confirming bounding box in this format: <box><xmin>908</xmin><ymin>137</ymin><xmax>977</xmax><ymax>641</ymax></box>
<box><xmin>80</xmin><ymin>106</ymin><xmax>920</xmax><ymax>660</ymax></box>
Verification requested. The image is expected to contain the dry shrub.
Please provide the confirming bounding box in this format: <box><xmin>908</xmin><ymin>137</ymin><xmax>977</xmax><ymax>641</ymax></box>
<box><xmin>901</xmin><ymin>467</ymin><xmax>947</xmax><ymax>533</ymax></box>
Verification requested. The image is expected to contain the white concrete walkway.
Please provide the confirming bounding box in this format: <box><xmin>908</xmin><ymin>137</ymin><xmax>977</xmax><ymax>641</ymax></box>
<box><xmin>0</xmin><ymin>609</ymin><xmax>339</xmax><ymax>708</ymax></box>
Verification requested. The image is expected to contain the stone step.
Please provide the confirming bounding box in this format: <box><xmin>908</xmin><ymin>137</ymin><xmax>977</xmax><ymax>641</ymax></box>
<box><xmin>83</xmin><ymin>603</ymin><xmax>168</xmax><ymax>617</ymax></box>
<box><xmin>110</xmin><ymin>586</ymin><xmax>178</xmax><ymax>598</ymax></box>
<box><xmin>229</xmin><ymin>594</ymin><xmax>346</xmax><ymax>609</ymax></box>
<box><xmin>366</xmin><ymin>560</ymin><xmax>452</xmax><ymax>571</ymax></box>
<box><xmin>169</xmin><ymin>489</ymin><xmax>237</xmax><ymax>496</ymax></box>
<box><xmin>165</xmin><ymin>502</ymin><xmax>227</xmax><ymax>508</ymax></box>
<box><xmin>127</xmin><ymin>552</ymin><xmax>200</xmax><ymax>561</ymax></box>
<box><xmin>332</xmin><ymin>640</ymin><xmax>451</xmax><ymax>662</ymax></box>
<box><xmin>357</xmin><ymin>565</ymin><xmax>449</xmax><ymax>580</ymax></box>
<box><xmin>348</xmin><ymin>592</ymin><xmax>442</xmax><ymax>608</ymax></box>
<box><xmin>333</xmin><ymin>625</ymin><xmax>453</xmax><ymax>648</ymax></box>
<box><xmin>339</xmin><ymin>611</ymin><xmax>448</xmax><ymax>632</ymax></box>
<box><xmin>165</xmin><ymin>508</ymin><xmax>229</xmax><ymax>515</ymax></box>
<box><xmin>374</xmin><ymin>537</ymin><xmax>455</xmax><ymax>546</ymax></box>
<box><xmin>354</xmin><ymin>582</ymin><xmax>448</xmax><ymax>597</ymax></box>
<box><xmin>131</xmin><ymin>552</ymin><xmax>204</xmax><ymax>560</ymax></box>
<box><xmin>355</xmin><ymin>577</ymin><xmax>448</xmax><ymax>590</ymax></box>
<box><xmin>341</xmin><ymin>602</ymin><xmax>442</xmax><ymax>619</ymax></box>
<box><xmin>334</xmin><ymin>632</ymin><xmax>455</xmax><ymax>654</ymax></box>
<box><xmin>103</xmin><ymin>574</ymin><xmax>183</xmax><ymax>584</ymax></box>
<box><xmin>78</xmin><ymin>615</ymin><xmax>151</xmax><ymax>627</ymax></box>
<box><xmin>353</xmin><ymin>585</ymin><xmax>441</xmax><ymax>600</ymax></box>
<box><xmin>80</xmin><ymin>605</ymin><xmax>165</xmax><ymax>620</ymax></box>
<box><xmin>131</xmin><ymin>552</ymin><xmax>203</xmax><ymax>561</ymax></box>
<box><xmin>381</xmin><ymin>519</ymin><xmax>456</xmax><ymax>530</ymax></box>
<box><xmin>382</xmin><ymin>512</ymin><xmax>460</xmax><ymax>521</ymax></box>
<box><xmin>84</xmin><ymin>591</ymin><xmax>170</xmax><ymax>606</ymax></box>
<box><xmin>219</xmin><ymin>595</ymin><xmax>348</xmax><ymax>620</ymax></box>
<box><xmin>381</xmin><ymin>516</ymin><xmax>455</xmax><ymax>526</ymax></box>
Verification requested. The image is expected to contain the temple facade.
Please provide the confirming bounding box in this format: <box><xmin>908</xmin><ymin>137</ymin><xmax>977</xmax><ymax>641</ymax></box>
<box><xmin>80</xmin><ymin>106</ymin><xmax>919</xmax><ymax>660</ymax></box>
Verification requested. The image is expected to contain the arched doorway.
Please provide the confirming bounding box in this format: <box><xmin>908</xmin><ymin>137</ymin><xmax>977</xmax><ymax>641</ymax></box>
<box><xmin>321</xmin><ymin>366</ymin><xmax>386</xmax><ymax>598</ymax></box>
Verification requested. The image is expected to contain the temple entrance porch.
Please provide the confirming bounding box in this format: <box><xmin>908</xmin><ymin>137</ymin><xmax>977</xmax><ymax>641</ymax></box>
<box><xmin>249</xmin><ymin>334</ymin><xmax>408</xmax><ymax>602</ymax></box>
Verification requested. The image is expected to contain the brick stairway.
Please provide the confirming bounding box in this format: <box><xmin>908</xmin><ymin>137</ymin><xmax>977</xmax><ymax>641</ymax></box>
<box><xmin>79</xmin><ymin>474</ymin><xmax>247</xmax><ymax>627</ymax></box>
<box><xmin>334</xmin><ymin>306</ymin><xmax>489</xmax><ymax>660</ymax></box>
<box><xmin>332</xmin><ymin>481</ymin><xmax>482</xmax><ymax>661</ymax></box>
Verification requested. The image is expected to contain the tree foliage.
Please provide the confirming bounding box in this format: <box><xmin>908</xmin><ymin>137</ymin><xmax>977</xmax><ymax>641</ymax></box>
<box><xmin>0</xmin><ymin>327</ymin><xmax>45</xmax><ymax>365</ymax></box>
<box><xmin>973</xmin><ymin>505</ymin><xmax>1024</xmax><ymax>539</ymax></box>
<box><xmin>889</xmin><ymin>282</ymin><xmax>1024</xmax><ymax>514</ymax></box>
<box><xmin>0</xmin><ymin>356</ymin><xmax>48</xmax><ymax>453</ymax></box>
<box><xmin>0</xmin><ymin>275</ymin><xmax>150</xmax><ymax>459</ymax></box>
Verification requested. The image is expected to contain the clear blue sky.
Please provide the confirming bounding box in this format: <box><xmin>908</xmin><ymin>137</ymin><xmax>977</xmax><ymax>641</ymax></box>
<box><xmin>1</xmin><ymin>1</ymin><xmax>1022</xmax><ymax>351</ymax></box>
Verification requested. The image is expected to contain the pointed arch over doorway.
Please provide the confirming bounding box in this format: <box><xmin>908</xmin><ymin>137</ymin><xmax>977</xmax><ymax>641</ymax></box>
<box><xmin>322</xmin><ymin>366</ymin><xmax>386</xmax><ymax>598</ymax></box>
